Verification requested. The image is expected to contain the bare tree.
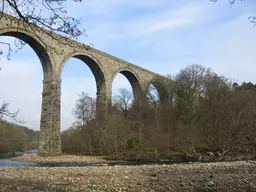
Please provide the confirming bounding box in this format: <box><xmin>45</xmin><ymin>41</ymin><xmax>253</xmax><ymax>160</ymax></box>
<box><xmin>204</xmin><ymin>72</ymin><xmax>232</xmax><ymax>102</ymax></box>
<box><xmin>174</xmin><ymin>64</ymin><xmax>211</xmax><ymax>124</ymax></box>
<box><xmin>203</xmin><ymin>84</ymin><xmax>256</xmax><ymax>151</ymax></box>
<box><xmin>73</xmin><ymin>91</ymin><xmax>96</xmax><ymax>154</ymax></box>
<box><xmin>113</xmin><ymin>88</ymin><xmax>133</xmax><ymax>116</ymax></box>
<box><xmin>172</xmin><ymin>64</ymin><xmax>214</xmax><ymax>154</ymax></box>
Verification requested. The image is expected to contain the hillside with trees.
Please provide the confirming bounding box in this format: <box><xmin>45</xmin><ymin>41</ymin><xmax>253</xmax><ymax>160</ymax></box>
<box><xmin>61</xmin><ymin>64</ymin><xmax>256</xmax><ymax>161</ymax></box>
<box><xmin>0</xmin><ymin>120</ymin><xmax>39</xmax><ymax>153</ymax></box>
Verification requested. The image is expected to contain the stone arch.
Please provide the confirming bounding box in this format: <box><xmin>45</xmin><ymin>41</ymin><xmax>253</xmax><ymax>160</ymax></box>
<box><xmin>0</xmin><ymin>28</ymin><xmax>53</xmax><ymax>80</ymax></box>
<box><xmin>0</xmin><ymin>28</ymin><xmax>59</xmax><ymax>155</ymax></box>
<box><xmin>111</xmin><ymin>68</ymin><xmax>142</xmax><ymax>102</ymax></box>
<box><xmin>59</xmin><ymin>51</ymin><xmax>109</xmax><ymax>120</ymax></box>
<box><xmin>146</xmin><ymin>79</ymin><xmax>169</xmax><ymax>104</ymax></box>
<box><xmin>59</xmin><ymin>51</ymin><xmax>106</xmax><ymax>93</ymax></box>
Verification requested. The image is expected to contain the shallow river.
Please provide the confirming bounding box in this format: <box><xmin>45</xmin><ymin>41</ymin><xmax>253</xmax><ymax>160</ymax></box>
<box><xmin>0</xmin><ymin>149</ymin><xmax>202</xmax><ymax>167</ymax></box>
<box><xmin>0</xmin><ymin>150</ymin><xmax>39</xmax><ymax>167</ymax></box>
<box><xmin>0</xmin><ymin>150</ymin><xmax>173</xmax><ymax>167</ymax></box>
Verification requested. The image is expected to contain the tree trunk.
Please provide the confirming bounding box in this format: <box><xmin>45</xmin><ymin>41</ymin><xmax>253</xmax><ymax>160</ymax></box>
<box><xmin>88</xmin><ymin>123</ymin><xmax>92</xmax><ymax>155</ymax></box>
<box><xmin>114</xmin><ymin>124</ymin><xmax>118</xmax><ymax>155</ymax></box>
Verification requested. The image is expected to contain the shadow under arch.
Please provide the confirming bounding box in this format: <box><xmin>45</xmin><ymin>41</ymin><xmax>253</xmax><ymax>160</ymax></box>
<box><xmin>0</xmin><ymin>28</ymin><xmax>53</xmax><ymax>80</ymax></box>
<box><xmin>111</xmin><ymin>69</ymin><xmax>142</xmax><ymax>102</ymax></box>
<box><xmin>146</xmin><ymin>79</ymin><xmax>169</xmax><ymax>104</ymax></box>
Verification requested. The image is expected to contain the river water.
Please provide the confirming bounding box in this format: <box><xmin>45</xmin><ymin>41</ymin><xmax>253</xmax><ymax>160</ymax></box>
<box><xmin>0</xmin><ymin>150</ymin><xmax>41</xmax><ymax>167</ymax></box>
<box><xmin>0</xmin><ymin>150</ymin><xmax>171</xmax><ymax>167</ymax></box>
<box><xmin>0</xmin><ymin>150</ymin><xmax>199</xmax><ymax>167</ymax></box>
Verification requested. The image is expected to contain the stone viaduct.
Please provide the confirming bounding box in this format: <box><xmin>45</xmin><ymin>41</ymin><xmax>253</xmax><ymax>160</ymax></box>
<box><xmin>0</xmin><ymin>14</ymin><xmax>172</xmax><ymax>155</ymax></box>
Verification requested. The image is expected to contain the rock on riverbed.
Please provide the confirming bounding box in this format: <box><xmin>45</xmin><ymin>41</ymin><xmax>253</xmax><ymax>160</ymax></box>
<box><xmin>1</xmin><ymin>161</ymin><xmax>256</xmax><ymax>191</ymax></box>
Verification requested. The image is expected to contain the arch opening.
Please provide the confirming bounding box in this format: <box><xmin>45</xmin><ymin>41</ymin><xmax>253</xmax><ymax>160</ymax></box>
<box><xmin>0</xmin><ymin>35</ymin><xmax>44</xmax><ymax>149</ymax></box>
<box><xmin>60</xmin><ymin>54</ymin><xmax>106</xmax><ymax>93</ymax></box>
<box><xmin>60</xmin><ymin>55</ymin><xmax>106</xmax><ymax>131</ymax></box>
<box><xmin>146</xmin><ymin>81</ymin><xmax>168</xmax><ymax>106</ymax></box>
<box><xmin>111</xmin><ymin>70</ymin><xmax>142</xmax><ymax>114</ymax></box>
<box><xmin>114</xmin><ymin>70</ymin><xmax>142</xmax><ymax>101</ymax></box>
<box><xmin>0</xmin><ymin>31</ymin><xmax>53</xmax><ymax>79</ymax></box>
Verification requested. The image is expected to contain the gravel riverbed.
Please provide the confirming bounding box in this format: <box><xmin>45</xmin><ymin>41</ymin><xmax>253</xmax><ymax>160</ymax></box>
<box><xmin>1</xmin><ymin>160</ymin><xmax>256</xmax><ymax>191</ymax></box>
<box><xmin>9</xmin><ymin>154</ymin><xmax>115</xmax><ymax>164</ymax></box>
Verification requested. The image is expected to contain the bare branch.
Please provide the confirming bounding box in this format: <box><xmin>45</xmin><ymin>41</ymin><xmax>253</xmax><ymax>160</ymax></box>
<box><xmin>0</xmin><ymin>101</ymin><xmax>24</xmax><ymax>123</ymax></box>
<box><xmin>0</xmin><ymin>0</ymin><xmax>87</xmax><ymax>60</ymax></box>
<box><xmin>0</xmin><ymin>41</ymin><xmax>12</xmax><ymax>60</ymax></box>
<box><xmin>207</xmin><ymin>108</ymin><xmax>256</xmax><ymax>149</ymax></box>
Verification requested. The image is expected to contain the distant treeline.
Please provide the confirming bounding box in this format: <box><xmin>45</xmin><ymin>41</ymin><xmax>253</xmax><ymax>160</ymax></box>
<box><xmin>0</xmin><ymin>120</ymin><xmax>39</xmax><ymax>153</ymax></box>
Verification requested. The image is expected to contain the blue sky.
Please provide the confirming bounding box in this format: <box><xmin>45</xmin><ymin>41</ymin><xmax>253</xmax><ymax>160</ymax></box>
<box><xmin>0</xmin><ymin>0</ymin><xmax>256</xmax><ymax>130</ymax></box>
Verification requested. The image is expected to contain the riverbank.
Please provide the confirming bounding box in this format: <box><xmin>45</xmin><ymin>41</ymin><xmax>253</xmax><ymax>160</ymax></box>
<box><xmin>1</xmin><ymin>160</ymin><xmax>256</xmax><ymax>191</ymax></box>
<box><xmin>9</xmin><ymin>154</ymin><xmax>116</xmax><ymax>164</ymax></box>
<box><xmin>8</xmin><ymin>152</ymin><xmax>256</xmax><ymax>165</ymax></box>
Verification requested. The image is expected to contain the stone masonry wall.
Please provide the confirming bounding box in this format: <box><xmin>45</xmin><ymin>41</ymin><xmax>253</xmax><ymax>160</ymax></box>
<box><xmin>38</xmin><ymin>80</ymin><xmax>61</xmax><ymax>156</ymax></box>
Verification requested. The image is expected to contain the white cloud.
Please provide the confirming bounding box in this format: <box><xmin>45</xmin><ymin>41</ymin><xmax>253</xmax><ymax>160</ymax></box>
<box><xmin>122</xmin><ymin>4</ymin><xmax>205</xmax><ymax>37</ymax></box>
<box><xmin>77</xmin><ymin>1</ymin><xmax>208</xmax><ymax>51</ymax></box>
